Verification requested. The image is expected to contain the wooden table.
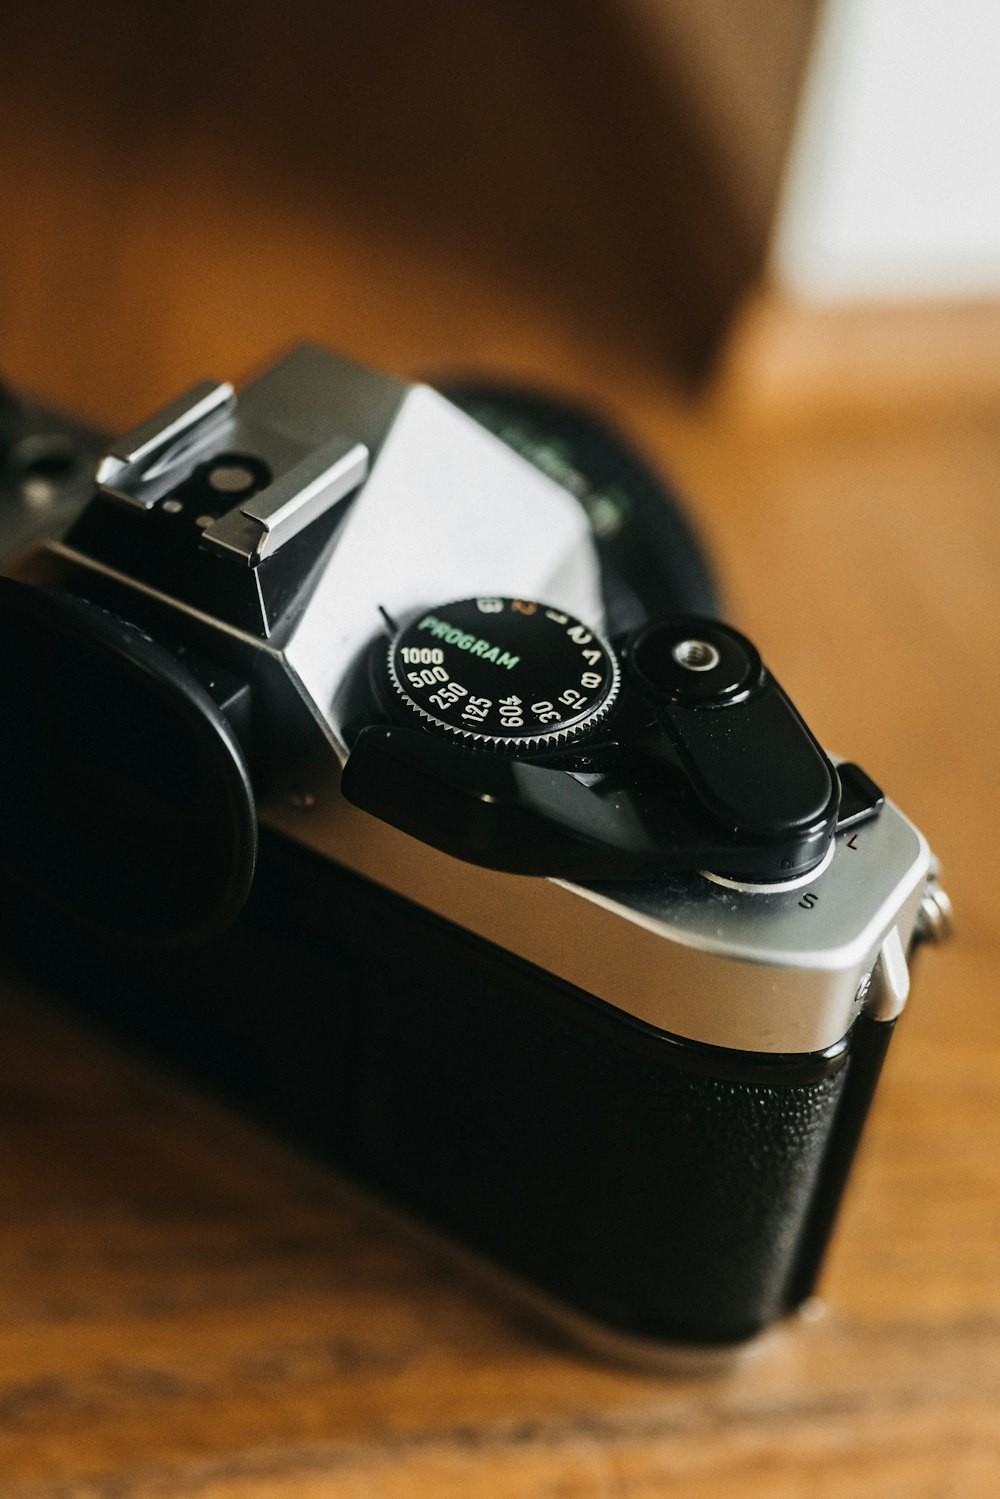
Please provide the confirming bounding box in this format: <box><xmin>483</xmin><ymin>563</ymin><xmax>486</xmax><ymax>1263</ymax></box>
<box><xmin>0</xmin><ymin>97</ymin><xmax>997</xmax><ymax>1486</ymax></box>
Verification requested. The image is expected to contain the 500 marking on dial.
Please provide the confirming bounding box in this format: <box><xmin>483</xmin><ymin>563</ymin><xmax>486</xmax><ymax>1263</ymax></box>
<box><xmin>388</xmin><ymin>597</ymin><xmax>620</xmax><ymax>746</ymax></box>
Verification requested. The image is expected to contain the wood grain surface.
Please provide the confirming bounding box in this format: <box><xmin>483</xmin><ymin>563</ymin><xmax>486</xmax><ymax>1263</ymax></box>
<box><xmin>1</xmin><ymin>10</ymin><xmax>997</xmax><ymax>1493</ymax></box>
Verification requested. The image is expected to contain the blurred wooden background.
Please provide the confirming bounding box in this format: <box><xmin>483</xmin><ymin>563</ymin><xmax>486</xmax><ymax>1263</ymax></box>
<box><xmin>1</xmin><ymin>3</ymin><xmax>997</xmax><ymax>1494</ymax></box>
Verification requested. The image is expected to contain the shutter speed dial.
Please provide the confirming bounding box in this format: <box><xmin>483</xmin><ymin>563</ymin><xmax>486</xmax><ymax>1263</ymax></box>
<box><xmin>346</xmin><ymin>604</ymin><xmax>873</xmax><ymax>882</ymax></box>
<box><xmin>386</xmin><ymin>597</ymin><xmax>620</xmax><ymax>750</ymax></box>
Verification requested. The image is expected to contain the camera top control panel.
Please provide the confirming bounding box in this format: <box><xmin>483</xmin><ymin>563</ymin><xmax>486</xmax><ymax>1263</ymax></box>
<box><xmin>0</xmin><ymin>346</ymin><xmax>948</xmax><ymax>1042</ymax></box>
<box><xmin>341</xmin><ymin>595</ymin><xmax>883</xmax><ymax>888</ymax></box>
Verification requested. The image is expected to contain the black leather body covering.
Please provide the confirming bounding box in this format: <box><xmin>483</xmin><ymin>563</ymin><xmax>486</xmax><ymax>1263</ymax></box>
<box><xmin>1</xmin><ymin>829</ymin><xmax>892</xmax><ymax>1348</ymax></box>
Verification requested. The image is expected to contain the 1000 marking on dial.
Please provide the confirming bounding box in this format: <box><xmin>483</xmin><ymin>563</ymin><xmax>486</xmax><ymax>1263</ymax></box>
<box><xmin>387</xmin><ymin>597</ymin><xmax>620</xmax><ymax>748</ymax></box>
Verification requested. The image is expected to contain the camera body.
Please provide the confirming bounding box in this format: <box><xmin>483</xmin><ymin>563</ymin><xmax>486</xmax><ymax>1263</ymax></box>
<box><xmin>0</xmin><ymin>347</ymin><xmax>948</xmax><ymax>1359</ymax></box>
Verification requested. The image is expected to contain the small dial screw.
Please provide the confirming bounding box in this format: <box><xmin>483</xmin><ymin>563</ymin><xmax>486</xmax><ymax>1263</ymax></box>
<box><xmin>916</xmin><ymin>880</ymin><xmax>954</xmax><ymax>944</ymax></box>
<box><xmin>672</xmin><ymin>639</ymin><xmax>720</xmax><ymax>672</ymax></box>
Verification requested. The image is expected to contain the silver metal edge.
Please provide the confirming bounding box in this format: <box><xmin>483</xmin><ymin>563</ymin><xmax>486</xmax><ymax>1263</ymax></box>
<box><xmin>260</xmin><ymin>771</ymin><xmax>932</xmax><ymax>1056</ymax></box>
<box><xmin>96</xmin><ymin>379</ymin><xmax>235</xmax><ymax>507</ymax></box>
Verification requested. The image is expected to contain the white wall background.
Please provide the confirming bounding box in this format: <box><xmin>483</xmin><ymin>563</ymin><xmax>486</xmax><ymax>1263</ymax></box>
<box><xmin>775</xmin><ymin>0</ymin><xmax>1000</xmax><ymax>301</ymax></box>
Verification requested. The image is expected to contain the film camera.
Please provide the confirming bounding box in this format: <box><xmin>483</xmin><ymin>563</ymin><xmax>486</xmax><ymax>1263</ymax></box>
<box><xmin>0</xmin><ymin>347</ymin><xmax>950</xmax><ymax>1359</ymax></box>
